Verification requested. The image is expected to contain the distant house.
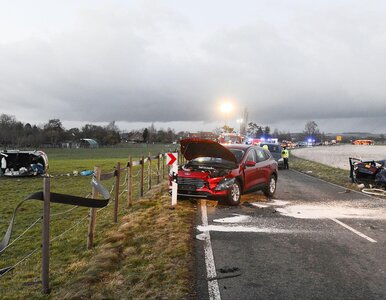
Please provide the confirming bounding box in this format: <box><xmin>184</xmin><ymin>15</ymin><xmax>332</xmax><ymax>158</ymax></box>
<box><xmin>79</xmin><ymin>138</ymin><xmax>99</xmax><ymax>148</ymax></box>
<box><xmin>353</xmin><ymin>139</ymin><xmax>374</xmax><ymax>145</ymax></box>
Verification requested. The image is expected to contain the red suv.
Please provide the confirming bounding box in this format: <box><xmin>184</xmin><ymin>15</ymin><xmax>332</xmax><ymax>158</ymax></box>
<box><xmin>172</xmin><ymin>138</ymin><xmax>278</xmax><ymax>205</ymax></box>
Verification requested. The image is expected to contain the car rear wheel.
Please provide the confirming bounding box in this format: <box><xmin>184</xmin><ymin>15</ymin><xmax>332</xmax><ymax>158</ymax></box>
<box><xmin>263</xmin><ymin>175</ymin><xmax>277</xmax><ymax>198</ymax></box>
<box><xmin>227</xmin><ymin>181</ymin><xmax>241</xmax><ymax>206</ymax></box>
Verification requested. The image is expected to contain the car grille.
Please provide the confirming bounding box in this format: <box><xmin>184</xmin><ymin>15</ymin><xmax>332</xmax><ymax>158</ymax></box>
<box><xmin>177</xmin><ymin>178</ymin><xmax>206</xmax><ymax>189</ymax></box>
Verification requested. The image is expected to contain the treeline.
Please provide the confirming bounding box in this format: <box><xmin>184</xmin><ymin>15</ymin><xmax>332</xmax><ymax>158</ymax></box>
<box><xmin>0</xmin><ymin>114</ymin><xmax>121</xmax><ymax>148</ymax></box>
<box><xmin>2</xmin><ymin>113</ymin><xmax>384</xmax><ymax>148</ymax></box>
<box><xmin>0</xmin><ymin>114</ymin><xmax>190</xmax><ymax>148</ymax></box>
<box><xmin>247</xmin><ymin>120</ymin><xmax>327</xmax><ymax>142</ymax></box>
<box><xmin>123</xmin><ymin>124</ymin><xmax>189</xmax><ymax>144</ymax></box>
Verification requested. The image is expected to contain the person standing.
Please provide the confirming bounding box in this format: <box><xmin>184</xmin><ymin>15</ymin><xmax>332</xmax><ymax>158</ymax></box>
<box><xmin>281</xmin><ymin>146</ymin><xmax>289</xmax><ymax>169</ymax></box>
<box><xmin>1</xmin><ymin>155</ymin><xmax>7</xmax><ymax>175</ymax></box>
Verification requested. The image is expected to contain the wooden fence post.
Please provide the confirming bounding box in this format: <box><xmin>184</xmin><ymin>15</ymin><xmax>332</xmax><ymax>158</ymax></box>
<box><xmin>157</xmin><ymin>154</ymin><xmax>160</xmax><ymax>184</ymax></box>
<box><xmin>114</xmin><ymin>162</ymin><xmax>120</xmax><ymax>223</ymax></box>
<box><xmin>42</xmin><ymin>177</ymin><xmax>51</xmax><ymax>294</ymax></box>
<box><xmin>140</xmin><ymin>156</ymin><xmax>144</xmax><ymax>197</ymax></box>
<box><xmin>127</xmin><ymin>156</ymin><xmax>133</xmax><ymax>208</ymax></box>
<box><xmin>162</xmin><ymin>154</ymin><xmax>165</xmax><ymax>179</ymax></box>
<box><xmin>148</xmin><ymin>152</ymin><xmax>152</xmax><ymax>191</ymax></box>
<box><xmin>87</xmin><ymin>166</ymin><xmax>100</xmax><ymax>249</ymax></box>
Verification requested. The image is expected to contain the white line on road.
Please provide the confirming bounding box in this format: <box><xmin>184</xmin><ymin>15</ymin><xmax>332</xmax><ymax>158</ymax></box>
<box><xmin>200</xmin><ymin>200</ymin><xmax>221</xmax><ymax>300</ymax></box>
<box><xmin>330</xmin><ymin>218</ymin><xmax>377</xmax><ymax>243</ymax></box>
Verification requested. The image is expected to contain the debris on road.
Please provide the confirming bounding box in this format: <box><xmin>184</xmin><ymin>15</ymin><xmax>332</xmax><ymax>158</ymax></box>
<box><xmin>361</xmin><ymin>188</ymin><xmax>386</xmax><ymax>197</ymax></box>
<box><xmin>208</xmin><ymin>266</ymin><xmax>242</xmax><ymax>281</ymax></box>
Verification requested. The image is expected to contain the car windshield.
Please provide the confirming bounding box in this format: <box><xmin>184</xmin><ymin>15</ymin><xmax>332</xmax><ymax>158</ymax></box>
<box><xmin>228</xmin><ymin>149</ymin><xmax>245</xmax><ymax>163</ymax></box>
<box><xmin>264</xmin><ymin>144</ymin><xmax>281</xmax><ymax>153</ymax></box>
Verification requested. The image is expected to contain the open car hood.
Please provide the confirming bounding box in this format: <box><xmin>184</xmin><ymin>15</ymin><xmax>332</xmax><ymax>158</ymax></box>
<box><xmin>180</xmin><ymin>138</ymin><xmax>238</xmax><ymax>164</ymax></box>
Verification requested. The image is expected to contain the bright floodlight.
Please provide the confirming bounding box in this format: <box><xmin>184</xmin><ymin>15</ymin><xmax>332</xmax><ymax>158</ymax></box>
<box><xmin>220</xmin><ymin>102</ymin><xmax>233</xmax><ymax>114</ymax></box>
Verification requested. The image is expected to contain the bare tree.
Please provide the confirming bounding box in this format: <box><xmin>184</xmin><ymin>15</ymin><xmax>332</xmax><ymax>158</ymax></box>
<box><xmin>304</xmin><ymin>121</ymin><xmax>319</xmax><ymax>136</ymax></box>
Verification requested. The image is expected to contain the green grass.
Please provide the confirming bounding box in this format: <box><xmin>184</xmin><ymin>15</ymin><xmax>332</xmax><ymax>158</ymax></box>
<box><xmin>54</xmin><ymin>185</ymin><xmax>196</xmax><ymax>299</ymax></box>
<box><xmin>291</xmin><ymin>154</ymin><xmax>363</xmax><ymax>190</ymax></box>
<box><xmin>43</xmin><ymin>143</ymin><xmax>177</xmax><ymax>161</ymax></box>
<box><xmin>0</xmin><ymin>144</ymin><xmax>195</xmax><ymax>299</ymax></box>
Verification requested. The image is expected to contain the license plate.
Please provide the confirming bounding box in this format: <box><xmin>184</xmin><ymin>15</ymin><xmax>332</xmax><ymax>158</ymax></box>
<box><xmin>179</xmin><ymin>184</ymin><xmax>196</xmax><ymax>191</ymax></box>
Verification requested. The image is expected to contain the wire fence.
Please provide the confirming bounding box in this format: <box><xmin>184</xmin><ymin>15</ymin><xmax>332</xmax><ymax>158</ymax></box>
<box><xmin>0</xmin><ymin>151</ymin><xmax>177</xmax><ymax>294</ymax></box>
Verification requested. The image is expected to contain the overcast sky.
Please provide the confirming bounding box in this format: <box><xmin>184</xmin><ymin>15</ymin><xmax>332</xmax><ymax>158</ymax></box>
<box><xmin>0</xmin><ymin>0</ymin><xmax>385</xmax><ymax>133</ymax></box>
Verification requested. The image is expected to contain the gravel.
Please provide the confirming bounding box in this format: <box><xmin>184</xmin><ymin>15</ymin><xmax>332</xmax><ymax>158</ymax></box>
<box><xmin>292</xmin><ymin>144</ymin><xmax>386</xmax><ymax>170</ymax></box>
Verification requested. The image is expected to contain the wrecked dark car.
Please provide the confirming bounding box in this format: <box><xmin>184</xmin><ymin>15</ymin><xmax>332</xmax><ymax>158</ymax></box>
<box><xmin>170</xmin><ymin>138</ymin><xmax>278</xmax><ymax>205</ymax></box>
<box><xmin>0</xmin><ymin>150</ymin><xmax>49</xmax><ymax>177</ymax></box>
<box><xmin>349</xmin><ymin>157</ymin><xmax>386</xmax><ymax>188</ymax></box>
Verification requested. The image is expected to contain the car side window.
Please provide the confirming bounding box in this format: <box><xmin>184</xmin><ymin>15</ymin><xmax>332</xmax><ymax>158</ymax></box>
<box><xmin>246</xmin><ymin>149</ymin><xmax>257</xmax><ymax>162</ymax></box>
<box><xmin>263</xmin><ymin>150</ymin><xmax>271</xmax><ymax>160</ymax></box>
<box><xmin>255</xmin><ymin>149</ymin><xmax>267</xmax><ymax>162</ymax></box>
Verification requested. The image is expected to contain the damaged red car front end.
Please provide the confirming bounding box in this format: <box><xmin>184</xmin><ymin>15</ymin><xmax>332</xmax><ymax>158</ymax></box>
<box><xmin>170</xmin><ymin>138</ymin><xmax>278</xmax><ymax>205</ymax></box>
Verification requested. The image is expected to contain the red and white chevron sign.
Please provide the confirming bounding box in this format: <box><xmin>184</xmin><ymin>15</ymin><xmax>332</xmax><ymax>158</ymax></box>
<box><xmin>166</xmin><ymin>152</ymin><xmax>178</xmax><ymax>165</ymax></box>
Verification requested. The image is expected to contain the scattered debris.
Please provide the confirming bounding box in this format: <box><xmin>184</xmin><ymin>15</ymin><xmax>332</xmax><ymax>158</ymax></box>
<box><xmin>80</xmin><ymin>170</ymin><xmax>93</xmax><ymax>176</ymax></box>
<box><xmin>195</xmin><ymin>233</ymin><xmax>206</xmax><ymax>241</ymax></box>
<box><xmin>0</xmin><ymin>150</ymin><xmax>48</xmax><ymax>177</ymax></box>
<box><xmin>349</xmin><ymin>157</ymin><xmax>386</xmax><ymax>188</ymax></box>
<box><xmin>361</xmin><ymin>188</ymin><xmax>386</xmax><ymax>197</ymax></box>
<box><xmin>219</xmin><ymin>266</ymin><xmax>240</xmax><ymax>273</ymax></box>
<box><xmin>208</xmin><ymin>266</ymin><xmax>242</xmax><ymax>281</ymax></box>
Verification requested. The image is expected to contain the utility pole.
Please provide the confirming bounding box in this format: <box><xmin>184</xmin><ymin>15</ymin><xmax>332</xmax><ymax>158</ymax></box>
<box><xmin>241</xmin><ymin>107</ymin><xmax>248</xmax><ymax>135</ymax></box>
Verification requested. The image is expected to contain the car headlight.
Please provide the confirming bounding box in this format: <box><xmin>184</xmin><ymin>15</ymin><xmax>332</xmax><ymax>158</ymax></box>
<box><xmin>215</xmin><ymin>178</ymin><xmax>236</xmax><ymax>191</ymax></box>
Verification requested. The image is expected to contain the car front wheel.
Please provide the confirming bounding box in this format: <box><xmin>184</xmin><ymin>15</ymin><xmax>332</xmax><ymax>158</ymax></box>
<box><xmin>226</xmin><ymin>181</ymin><xmax>241</xmax><ymax>206</ymax></box>
<box><xmin>263</xmin><ymin>175</ymin><xmax>277</xmax><ymax>198</ymax></box>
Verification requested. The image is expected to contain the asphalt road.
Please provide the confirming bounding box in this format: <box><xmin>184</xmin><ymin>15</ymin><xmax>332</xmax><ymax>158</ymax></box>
<box><xmin>195</xmin><ymin>169</ymin><xmax>386</xmax><ymax>300</ymax></box>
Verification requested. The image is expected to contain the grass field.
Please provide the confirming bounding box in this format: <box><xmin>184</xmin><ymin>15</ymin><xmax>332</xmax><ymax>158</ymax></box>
<box><xmin>0</xmin><ymin>143</ymin><xmax>195</xmax><ymax>299</ymax></box>
<box><xmin>4</xmin><ymin>144</ymin><xmax>380</xmax><ymax>299</ymax></box>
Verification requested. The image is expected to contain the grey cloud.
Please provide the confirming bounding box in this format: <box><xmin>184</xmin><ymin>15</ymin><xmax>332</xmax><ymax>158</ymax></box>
<box><xmin>0</xmin><ymin>2</ymin><xmax>385</xmax><ymax>133</ymax></box>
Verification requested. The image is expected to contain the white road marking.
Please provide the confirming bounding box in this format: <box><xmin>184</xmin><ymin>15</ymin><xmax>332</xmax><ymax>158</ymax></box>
<box><xmin>251</xmin><ymin>200</ymin><xmax>290</xmax><ymax>207</ymax></box>
<box><xmin>276</xmin><ymin>204</ymin><xmax>386</xmax><ymax>220</ymax></box>
<box><xmin>200</xmin><ymin>200</ymin><xmax>221</xmax><ymax>300</ymax></box>
<box><xmin>198</xmin><ymin>225</ymin><xmax>306</xmax><ymax>234</ymax></box>
<box><xmin>251</xmin><ymin>203</ymin><xmax>269</xmax><ymax>208</ymax></box>
<box><xmin>213</xmin><ymin>214</ymin><xmax>252</xmax><ymax>223</ymax></box>
<box><xmin>330</xmin><ymin>218</ymin><xmax>377</xmax><ymax>243</ymax></box>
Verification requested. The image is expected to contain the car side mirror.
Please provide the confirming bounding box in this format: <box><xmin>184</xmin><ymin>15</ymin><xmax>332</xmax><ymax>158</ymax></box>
<box><xmin>245</xmin><ymin>160</ymin><xmax>256</xmax><ymax>167</ymax></box>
